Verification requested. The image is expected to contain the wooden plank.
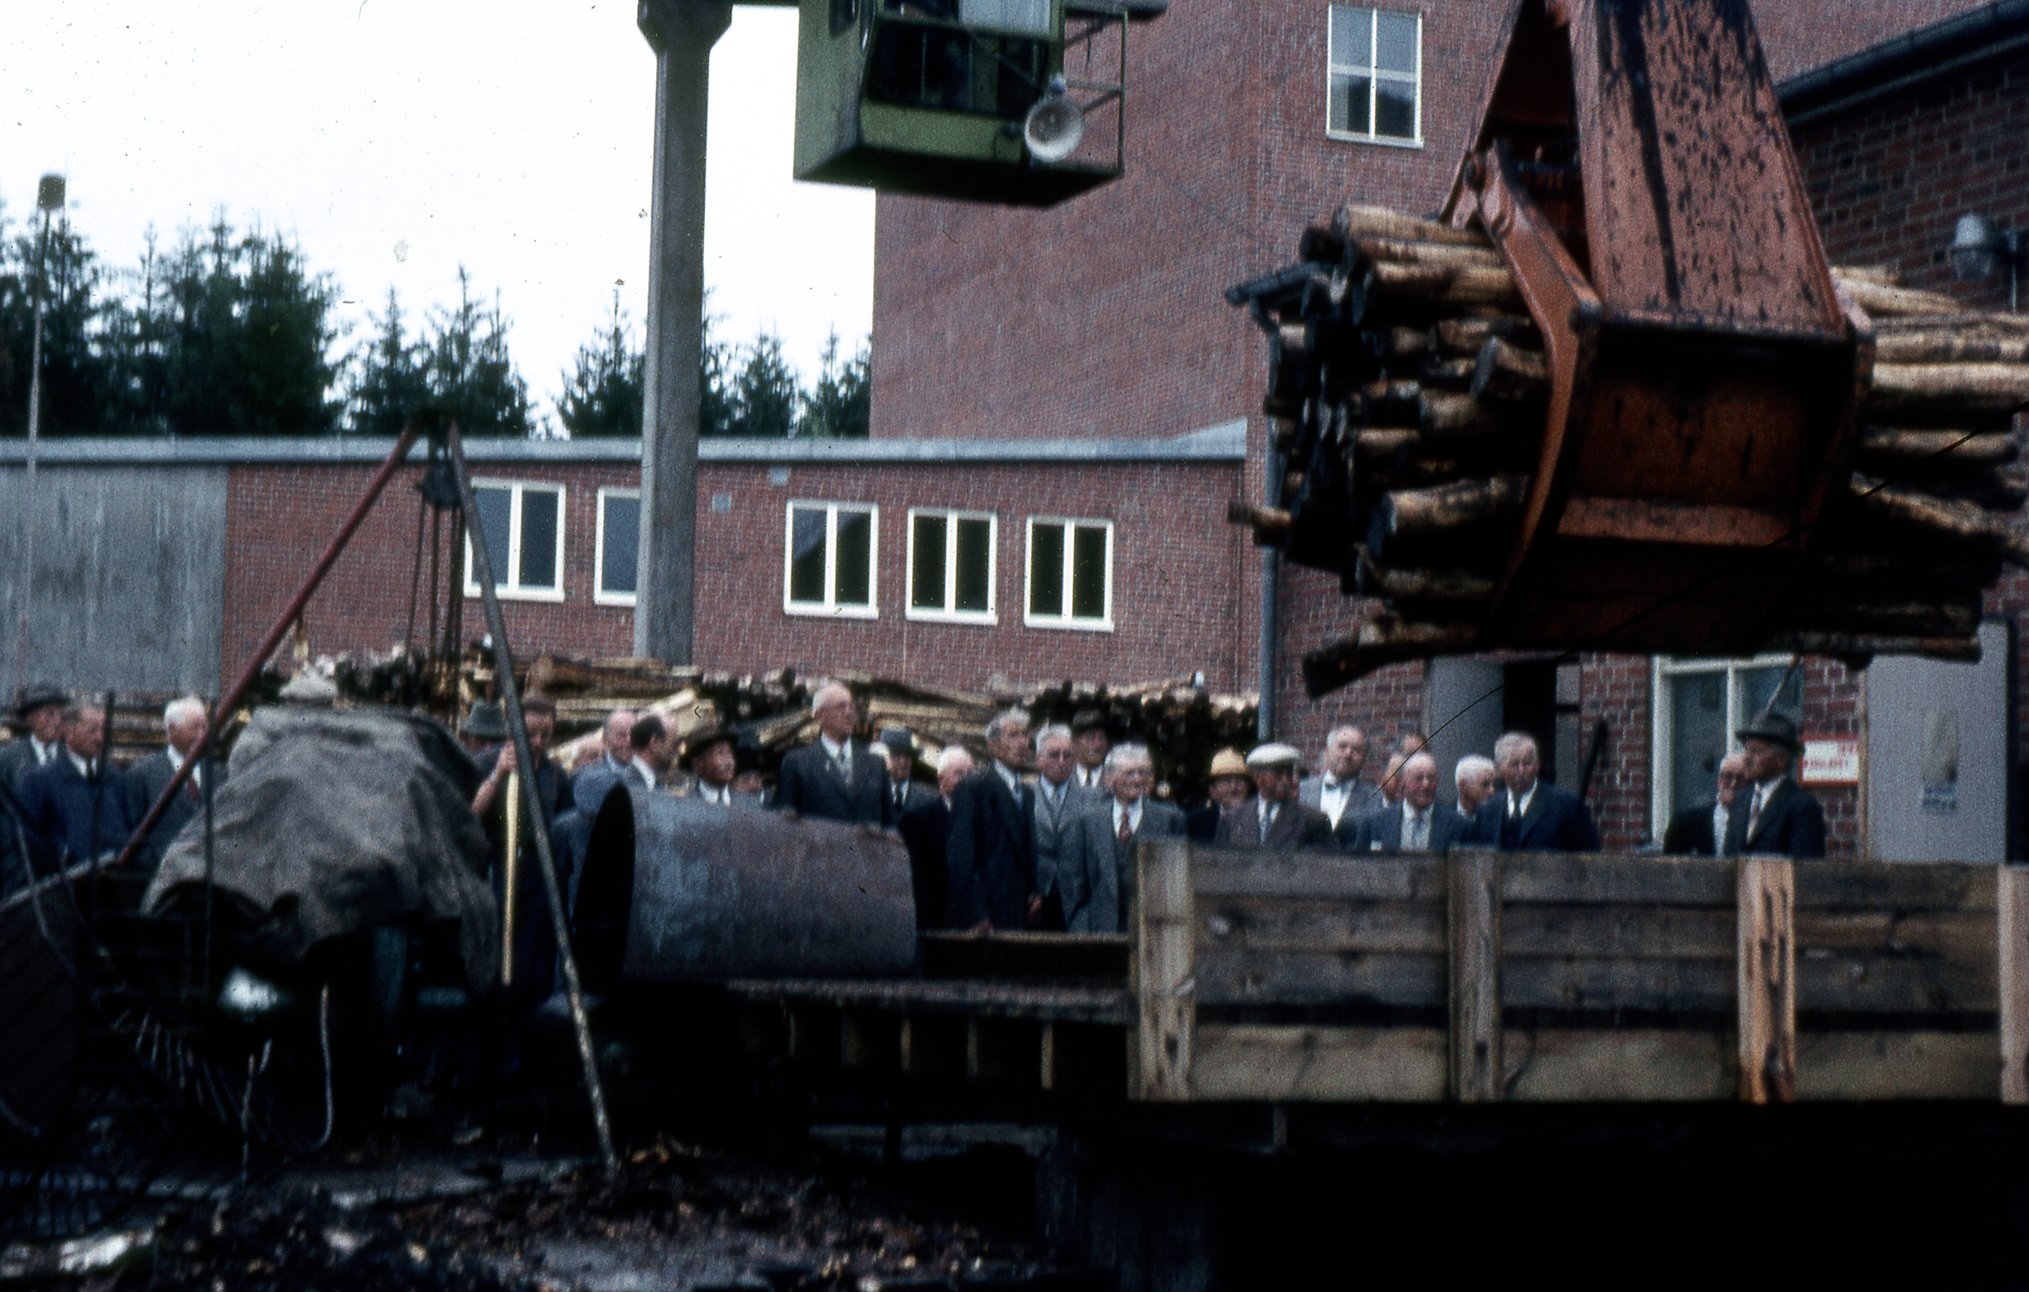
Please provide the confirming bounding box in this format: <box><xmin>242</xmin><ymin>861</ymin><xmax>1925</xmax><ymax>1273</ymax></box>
<box><xmin>1448</xmin><ymin>851</ymin><xmax>1503</xmax><ymax>1102</ymax></box>
<box><xmin>1501</xmin><ymin>852</ymin><xmax>1736</xmax><ymax>906</ymax></box>
<box><xmin>1502</xmin><ymin>1028</ymin><xmax>1735</xmax><ymax>1101</ymax></box>
<box><xmin>1503</xmin><ymin>905</ymin><xmax>1735</xmax><ymax>960</ymax></box>
<box><xmin>1793</xmin><ymin>861</ymin><xmax>1998</xmax><ymax>913</ymax></box>
<box><xmin>1795</xmin><ymin>1031</ymin><xmax>1999</xmax><ymax>1100</ymax></box>
<box><xmin>1794</xmin><ymin>909</ymin><xmax>1996</xmax><ymax>955</ymax></box>
<box><xmin>1503</xmin><ymin>957</ymin><xmax>1737</xmax><ymax>1013</ymax></box>
<box><xmin>1133</xmin><ymin>837</ymin><xmax>1198</xmax><ymax>1100</ymax></box>
<box><xmin>1192</xmin><ymin>852</ymin><xmax>1447</xmax><ymax>902</ymax></box>
<box><xmin>2001</xmin><ymin>866</ymin><xmax>2029</xmax><ymax>1104</ymax></box>
<box><xmin>1738</xmin><ymin>858</ymin><xmax>1798</xmax><ymax>1104</ymax></box>
<box><xmin>1797</xmin><ymin>946</ymin><xmax>1999</xmax><ymax>1013</ymax></box>
<box><xmin>1040</xmin><ymin>1021</ymin><xmax>1057</xmax><ymax>1091</ymax></box>
<box><xmin>1194</xmin><ymin>949</ymin><xmax>1448</xmax><ymax>1009</ymax></box>
<box><xmin>1196</xmin><ymin>897</ymin><xmax>1446</xmax><ymax>955</ymax></box>
<box><xmin>1187</xmin><ymin>1024</ymin><xmax>1448</xmax><ymax>1101</ymax></box>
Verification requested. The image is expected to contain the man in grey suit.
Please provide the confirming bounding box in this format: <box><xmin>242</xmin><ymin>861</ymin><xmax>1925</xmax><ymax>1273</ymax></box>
<box><xmin>1299</xmin><ymin>723</ymin><xmax>1384</xmax><ymax>833</ymax></box>
<box><xmin>0</xmin><ymin>684</ymin><xmax>68</xmax><ymax>793</ymax></box>
<box><xmin>772</xmin><ymin>682</ymin><xmax>891</xmax><ymax>826</ymax></box>
<box><xmin>1344</xmin><ymin>752</ymin><xmax>1465</xmax><ymax>855</ymax></box>
<box><xmin>1029</xmin><ymin>722</ymin><xmax>1097</xmax><ymax>930</ymax></box>
<box><xmin>1219</xmin><ymin>743</ymin><xmax>1335</xmax><ymax>849</ymax></box>
<box><xmin>124</xmin><ymin>695</ymin><xmax>223</xmax><ymax>871</ymax></box>
<box><xmin>1061</xmin><ymin>743</ymin><xmax>1184</xmax><ymax>933</ymax></box>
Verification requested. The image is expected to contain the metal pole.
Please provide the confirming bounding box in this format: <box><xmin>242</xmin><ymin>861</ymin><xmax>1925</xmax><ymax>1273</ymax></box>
<box><xmin>11</xmin><ymin>195</ymin><xmax>57</xmax><ymax>702</ymax></box>
<box><xmin>634</xmin><ymin>0</ymin><xmax>732</xmax><ymax>664</ymax></box>
<box><xmin>446</xmin><ymin>425</ymin><xmax>619</xmax><ymax>1179</ymax></box>
<box><xmin>112</xmin><ymin>424</ymin><xmax>424</xmax><ymax>872</ymax></box>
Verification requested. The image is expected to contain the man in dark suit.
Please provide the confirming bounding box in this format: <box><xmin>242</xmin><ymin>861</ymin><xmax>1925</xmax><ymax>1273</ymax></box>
<box><xmin>772</xmin><ymin>683</ymin><xmax>890</xmax><ymax>826</ymax></box>
<box><xmin>1029</xmin><ymin>722</ymin><xmax>1097</xmax><ymax>930</ymax></box>
<box><xmin>1061</xmin><ymin>743</ymin><xmax>1185</xmax><ymax>932</ymax></box>
<box><xmin>1466</xmin><ymin>730</ymin><xmax>1601</xmax><ymax>852</ymax></box>
<box><xmin>0</xmin><ymin>684</ymin><xmax>68</xmax><ymax>792</ymax></box>
<box><xmin>1665</xmin><ymin>752</ymin><xmax>1747</xmax><ymax>856</ymax></box>
<box><xmin>1344</xmin><ymin>752</ymin><xmax>1467</xmax><ymax>855</ymax></box>
<box><xmin>946</xmin><ymin>708</ymin><xmax>1038</xmax><ymax>930</ymax></box>
<box><xmin>19</xmin><ymin>701</ymin><xmax>131</xmax><ymax>864</ymax></box>
<box><xmin>1187</xmin><ymin>748</ymin><xmax>1252</xmax><ymax>841</ymax></box>
<box><xmin>1724</xmin><ymin>711</ymin><xmax>1827</xmax><ymax>859</ymax></box>
<box><xmin>880</xmin><ymin>727</ymin><xmax>933</xmax><ymax>821</ymax></box>
<box><xmin>1216</xmin><ymin>743</ymin><xmax>1335</xmax><ymax>849</ymax></box>
<box><xmin>124</xmin><ymin>695</ymin><xmax>225</xmax><ymax>871</ymax></box>
<box><xmin>1299</xmin><ymin>724</ymin><xmax>1385</xmax><ymax>833</ymax></box>
<box><xmin>899</xmin><ymin>746</ymin><xmax>974</xmax><ymax>932</ymax></box>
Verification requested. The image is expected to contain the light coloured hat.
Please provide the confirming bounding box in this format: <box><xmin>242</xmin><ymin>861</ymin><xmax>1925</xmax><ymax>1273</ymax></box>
<box><xmin>1245</xmin><ymin>742</ymin><xmax>1302</xmax><ymax>770</ymax></box>
<box><xmin>1207</xmin><ymin>748</ymin><xmax>1249</xmax><ymax>780</ymax></box>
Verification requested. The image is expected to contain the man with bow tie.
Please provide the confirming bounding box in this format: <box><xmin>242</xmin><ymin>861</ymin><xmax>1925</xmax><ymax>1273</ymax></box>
<box><xmin>1299</xmin><ymin>723</ymin><xmax>1385</xmax><ymax>833</ymax></box>
<box><xmin>124</xmin><ymin>695</ymin><xmax>226</xmax><ymax>872</ymax></box>
<box><xmin>772</xmin><ymin>682</ymin><xmax>891</xmax><ymax>826</ymax></box>
<box><xmin>1723</xmin><ymin>711</ymin><xmax>1825</xmax><ymax>859</ymax></box>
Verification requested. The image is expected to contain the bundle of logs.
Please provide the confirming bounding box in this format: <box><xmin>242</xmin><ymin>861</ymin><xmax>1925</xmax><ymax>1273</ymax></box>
<box><xmin>1229</xmin><ymin>204</ymin><xmax>2029</xmax><ymax>688</ymax></box>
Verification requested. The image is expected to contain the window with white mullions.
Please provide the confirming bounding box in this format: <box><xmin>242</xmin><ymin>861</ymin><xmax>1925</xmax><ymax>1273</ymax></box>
<box><xmin>464</xmin><ymin>480</ymin><xmax>566</xmax><ymax>601</ymax></box>
<box><xmin>595</xmin><ymin>487</ymin><xmax>641</xmax><ymax>606</ymax></box>
<box><xmin>908</xmin><ymin>509</ymin><xmax>997</xmax><ymax>623</ymax></box>
<box><xmin>784</xmin><ymin>501</ymin><xmax>879</xmax><ymax>618</ymax></box>
<box><xmin>1328</xmin><ymin>5</ymin><xmax>1421</xmax><ymax>146</ymax></box>
<box><xmin>1650</xmin><ymin>655</ymin><xmax>1803</xmax><ymax>831</ymax></box>
<box><xmin>1025</xmin><ymin>516</ymin><xmax>1112</xmax><ymax>631</ymax></box>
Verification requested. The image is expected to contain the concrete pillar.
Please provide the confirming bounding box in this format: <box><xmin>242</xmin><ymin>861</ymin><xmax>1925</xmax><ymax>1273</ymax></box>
<box><xmin>635</xmin><ymin>0</ymin><xmax>733</xmax><ymax>664</ymax></box>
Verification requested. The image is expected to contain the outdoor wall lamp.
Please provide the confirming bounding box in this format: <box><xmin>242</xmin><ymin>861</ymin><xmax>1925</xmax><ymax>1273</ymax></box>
<box><xmin>1950</xmin><ymin>212</ymin><xmax>2024</xmax><ymax>311</ymax></box>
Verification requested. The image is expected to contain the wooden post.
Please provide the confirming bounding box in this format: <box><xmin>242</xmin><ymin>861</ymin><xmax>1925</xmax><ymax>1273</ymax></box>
<box><xmin>1133</xmin><ymin>837</ymin><xmax>1197</xmax><ymax>1100</ymax></box>
<box><xmin>1447</xmin><ymin>850</ymin><xmax>1504</xmax><ymax>1102</ymax></box>
<box><xmin>1736</xmin><ymin>858</ymin><xmax>1797</xmax><ymax>1104</ymax></box>
<box><xmin>1999</xmin><ymin>865</ymin><xmax>2029</xmax><ymax>1104</ymax></box>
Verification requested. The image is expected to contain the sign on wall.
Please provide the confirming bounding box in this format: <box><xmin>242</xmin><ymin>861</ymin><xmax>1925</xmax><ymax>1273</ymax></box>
<box><xmin>1801</xmin><ymin>736</ymin><xmax>1860</xmax><ymax>786</ymax></box>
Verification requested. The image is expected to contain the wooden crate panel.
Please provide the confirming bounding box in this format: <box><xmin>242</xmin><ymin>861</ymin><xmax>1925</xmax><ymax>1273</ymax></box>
<box><xmin>1195</xmin><ymin>897</ymin><xmax>1446</xmax><ymax>956</ymax></box>
<box><xmin>1795</xmin><ymin>1031</ymin><xmax>1998</xmax><ymax>1099</ymax></box>
<box><xmin>1502</xmin><ymin>904</ymin><xmax>1735</xmax><ymax>960</ymax></box>
<box><xmin>1192</xmin><ymin>853</ymin><xmax>1446</xmax><ymax>902</ymax></box>
<box><xmin>1503</xmin><ymin>955</ymin><xmax>1737</xmax><ymax>1013</ymax></box>
<box><xmin>1188</xmin><ymin>1024</ymin><xmax>1448</xmax><ymax>1101</ymax></box>
<box><xmin>1194</xmin><ymin>948</ymin><xmax>1447</xmax><ymax>1009</ymax></box>
<box><xmin>1798</xmin><ymin>947</ymin><xmax>1997</xmax><ymax>1013</ymax></box>
<box><xmin>1794</xmin><ymin>861</ymin><xmax>1997</xmax><ymax>913</ymax></box>
<box><xmin>1500</xmin><ymin>853</ymin><xmax>1735</xmax><ymax>906</ymax></box>
<box><xmin>1501</xmin><ymin>1028</ymin><xmax>1735</xmax><ymax>1101</ymax></box>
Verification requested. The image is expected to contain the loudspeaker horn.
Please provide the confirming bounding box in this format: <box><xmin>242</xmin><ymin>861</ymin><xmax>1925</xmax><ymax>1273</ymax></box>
<box><xmin>1022</xmin><ymin>76</ymin><xmax>1084</xmax><ymax>164</ymax></box>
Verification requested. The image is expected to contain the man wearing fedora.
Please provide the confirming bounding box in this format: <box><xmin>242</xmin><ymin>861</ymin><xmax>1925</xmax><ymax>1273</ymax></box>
<box><xmin>0</xmin><ymin>684</ymin><xmax>69</xmax><ymax>792</ymax></box>
<box><xmin>1069</xmin><ymin>709</ymin><xmax>1111</xmax><ymax>792</ymax></box>
<box><xmin>1188</xmin><ymin>748</ymin><xmax>1253</xmax><ymax>842</ymax></box>
<box><xmin>683</xmin><ymin>725</ymin><xmax>746</xmax><ymax>807</ymax></box>
<box><xmin>1724</xmin><ymin>710</ymin><xmax>1826</xmax><ymax>859</ymax></box>
<box><xmin>879</xmin><ymin>727</ymin><xmax>931</xmax><ymax>820</ymax></box>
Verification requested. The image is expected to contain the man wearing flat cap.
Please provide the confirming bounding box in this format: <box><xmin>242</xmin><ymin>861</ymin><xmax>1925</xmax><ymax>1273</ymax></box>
<box><xmin>0</xmin><ymin>684</ymin><xmax>69</xmax><ymax>792</ymax></box>
<box><xmin>1217</xmin><ymin>743</ymin><xmax>1334</xmax><ymax>849</ymax></box>
<box><xmin>1724</xmin><ymin>710</ymin><xmax>1825</xmax><ymax>859</ymax></box>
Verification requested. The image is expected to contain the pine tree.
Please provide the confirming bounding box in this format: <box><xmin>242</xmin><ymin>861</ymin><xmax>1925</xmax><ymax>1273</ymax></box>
<box><xmin>797</xmin><ymin>329</ymin><xmax>871</xmax><ymax>439</ymax></box>
<box><xmin>347</xmin><ymin>287</ymin><xmax>432</xmax><ymax>437</ymax></box>
<box><xmin>557</xmin><ymin>289</ymin><xmax>643</xmax><ymax>438</ymax></box>
<box><xmin>728</xmin><ymin>331</ymin><xmax>800</xmax><ymax>439</ymax></box>
<box><xmin>426</xmin><ymin>266</ymin><xmax>532</xmax><ymax>439</ymax></box>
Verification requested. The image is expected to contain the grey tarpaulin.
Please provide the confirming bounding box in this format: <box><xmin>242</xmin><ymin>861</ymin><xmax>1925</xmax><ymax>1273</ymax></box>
<box><xmin>145</xmin><ymin>707</ymin><xmax>499</xmax><ymax>989</ymax></box>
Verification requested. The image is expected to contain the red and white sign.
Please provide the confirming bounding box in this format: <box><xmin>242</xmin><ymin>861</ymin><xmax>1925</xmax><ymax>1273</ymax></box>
<box><xmin>1800</xmin><ymin>736</ymin><xmax>1861</xmax><ymax>786</ymax></box>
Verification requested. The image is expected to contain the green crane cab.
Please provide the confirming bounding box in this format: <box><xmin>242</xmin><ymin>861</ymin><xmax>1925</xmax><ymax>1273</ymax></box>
<box><xmin>794</xmin><ymin>0</ymin><xmax>1158</xmax><ymax>206</ymax></box>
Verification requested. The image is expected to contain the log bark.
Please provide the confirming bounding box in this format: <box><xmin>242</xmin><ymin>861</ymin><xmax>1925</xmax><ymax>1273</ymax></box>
<box><xmin>1227</xmin><ymin>500</ymin><xmax>1292</xmax><ymax>543</ymax></box>
<box><xmin>1873</xmin><ymin>331</ymin><xmax>2029</xmax><ymax>366</ymax></box>
<box><xmin>1854</xmin><ymin>426</ymin><xmax>2018</xmax><ymax>467</ymax></box>
<box><xmin>1381</xmin><ymin>325</ymin><xmax>1431</xmax><ymax>360</ymax></box>
<box><xmin>1369</xmin><ymin>260</ymin><xmax>1524</xmax><ymax>311</ymax></box>
<box><xmin>1868</xmin><ymin>362</ymin><xmax>2029</xmax><ymax>416</ymax></box>
<box><xmin>1771</xmin><ymin>632</ymin><xmax>1982</xmax><ymax>664</ymax></box>
<box><xmin>1846</xmin><ymin>480</ymin><xmax>2029</xmax><ymax>566</ymax></box>
<box><xmin>1832</xmin><ymin>276</ymin><xmax>1967</xmax><ymax>318</ymax></box>
<box><xmin>1472</xmin><ymin>336</ymin><xmax>1550</xmax><ymax>405</ymax></box>
<box><xmin>1336</xmin><ymin>204</ymin><xmax>1489</xmax><ymax>248</ymax></box>
<box><xmin>1420</xmin><ymin>356</ymin><xmax>1478</xmax><ymax>389</ymax></box>
<box><xmin>1383</xmin><ymin>476</ymin><xmax>1529</xmax><ymax>544</ymax></box>
<box><xmin>1359</xmin><ymin>552</ymin><xmax>1498</xmax><ymax>603</ymax></box>
<box><xmin>1435</xmin><ymin>315</ymin><xmax>1539</xmax><ymax>357</ymax></box>
<box><xmin>1353</xmin><ymin>235</ymin><xmax>1507</xmax><ymax>271</ymax></box>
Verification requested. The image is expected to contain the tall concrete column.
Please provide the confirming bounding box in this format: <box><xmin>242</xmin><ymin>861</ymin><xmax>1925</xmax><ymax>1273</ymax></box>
<box><xmin>635</xmin><ymin>0</ymin><xmax>732</xmax><ymax>664</ymax></box>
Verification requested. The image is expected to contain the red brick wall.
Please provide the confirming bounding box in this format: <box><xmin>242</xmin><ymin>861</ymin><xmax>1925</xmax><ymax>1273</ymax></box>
<box><xmin>691</xmin><ymin>460</ymin><xmax>1250</xmax><ymax>690</ymax></box>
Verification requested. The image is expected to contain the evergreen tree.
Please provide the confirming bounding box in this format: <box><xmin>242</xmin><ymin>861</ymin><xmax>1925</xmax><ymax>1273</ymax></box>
<box><xmin>557</xmin><ymin>289</ymin><xmax>643</xmax><ymax>438</ymax></box>
<box><xmin>425</xmin><ymin>266</ymin><xmax>532</xmax><ymax>439</ymax></box>
<box><xmin>696</xmin><ymin>302</ymin><xmax>735</xmax><ymax>438</ymax></box>
<box><xmin>347</xmin><ymin>287</ymin><xmax>432</xmax><ymax>437</ymax></box>
<box><xmin>0</xmin><ymin>202</ymin><xmax>118</xmax><ymax>437</ymax></box>
<box><xmin>797</xmin><ymin>329</ymin><xmax>871</xmax><ymax>439</ymax></box>
<box><xmin>727</xmin><ymin>331</ymin><xmax>800</xmax><ymax>439</ymax></box>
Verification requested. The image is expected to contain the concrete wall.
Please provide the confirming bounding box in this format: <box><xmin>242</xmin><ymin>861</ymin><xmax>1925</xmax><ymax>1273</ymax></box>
<box><xmin>0</xmin><ymin>463</ymin><xmax>227</xmax><ymax>696</ymax></box>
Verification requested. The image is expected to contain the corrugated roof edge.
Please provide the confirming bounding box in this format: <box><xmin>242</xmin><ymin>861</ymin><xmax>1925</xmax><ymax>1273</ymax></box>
<box><xmin>0</xmin><ymin>421</ymin><xmax>1247</xmax><ymax>468</ymax></box>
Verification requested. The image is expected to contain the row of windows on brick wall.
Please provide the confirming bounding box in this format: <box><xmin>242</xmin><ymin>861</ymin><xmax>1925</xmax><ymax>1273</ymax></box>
<box><xmin>463</xmin><ymin>480</ymin><xmax>642</xmax><ymax>606</ymax></box>
<box><xmin>786</xmin><ymin>501</ymin><xmax>1114</xmax><ymax>632</ymax></box>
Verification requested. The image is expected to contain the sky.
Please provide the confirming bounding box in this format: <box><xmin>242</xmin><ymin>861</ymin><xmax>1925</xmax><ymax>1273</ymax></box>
<box><xmin>0</xmin><ymin>1</ymin><xmax>876</xmax><ymax>421</ymax></box>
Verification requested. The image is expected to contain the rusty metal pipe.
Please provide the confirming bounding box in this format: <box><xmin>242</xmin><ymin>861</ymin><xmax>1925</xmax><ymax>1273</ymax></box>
<box><xmin>113</xmin><ymin>423</ymin><xmax>424</xmax><ymax>873</ymax></box>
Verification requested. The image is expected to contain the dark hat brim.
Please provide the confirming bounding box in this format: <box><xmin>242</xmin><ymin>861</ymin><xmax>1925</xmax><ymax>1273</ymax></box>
<box><xmin>15</xmin><ymin>685</ymin><xmax>67</xmax><ymax>717</ymax></box>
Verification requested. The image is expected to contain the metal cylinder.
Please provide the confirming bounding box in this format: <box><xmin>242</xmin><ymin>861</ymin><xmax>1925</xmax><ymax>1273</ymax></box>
<box><xmin>577</xmin><ymin>791</ymin><xmax>916</xmax><ymax>985</ymax></box>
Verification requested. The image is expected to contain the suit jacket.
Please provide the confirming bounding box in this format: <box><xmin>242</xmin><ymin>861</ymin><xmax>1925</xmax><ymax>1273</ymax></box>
<box><xmin>1299</xmin><ymin>774</ymin><xmax>1386</xmax><ymax>831</ymax></box>
<box><xmin>1185</xmin><ymin>803</ymin><xmax>1226</xmax><ymax>842</ymax></box>
<box><xmin>1723</xmin><ymin>779</ymin><xmax>1827</xmax><ymax>859</ymax></box>
<box><xmin>1216</xmin><ymin>798</ymin><xmax>1335</xmax><ymax>850</ymax></box>
<box><xmin>885</xmin><ymin>777</ymin><xmax>934</xmax><ymax>822</ymax></box>
<box><xmin>897</xmin><ymin>796</ymin><xmax>954</xmax><ymax>932</ymax></box>
<box><xmin>1343</xmin><ymin>801</ymin><xmax>1467</xmax><ymax>855</ymax></box>
<box><xmin>945</xmin><ymin>767</ymin><xmax>1035</xmax><ymax>929</ymax></box>
<box><xmin>772</xmin><ymin>739</ymin><xmax>890</xmax><ymax>827</ymax></box>
<box><xmin>1466</xmin><ymin>781</ymin><xmax>1601</xmax><ymax>852</ymax></box>
<box><xmin>1031</xmin><ymin>778</ymin><xmax>1100</xmax><ymax>903</ymax></box>
<box><xmin>1060</xmin><ymin>798</ymin><xmax>1185</xmax><ymax>933</ymax></box>
<box><xmin>570</xmin><ymin>760</ymin><xmax>628</xmax><ymax>820</ymax></box>
<box><xmin>122</xmin><ymin>750</ymin><xmax>227</xmax><ymax>871</ymax></box>
<box><xmin>1663</xmin><ymin>800</ymin><xmax>1724</xmax><ymax>856</ymax></box>
<box><xmin>19</xmin><ymin>756</ymin><xmax>133</xmax><ymax>864</ymax></box>
<box><xmin>0</xmin><ymin>740</ymin><xmax>46</xmax><ymax>793</ymax></box>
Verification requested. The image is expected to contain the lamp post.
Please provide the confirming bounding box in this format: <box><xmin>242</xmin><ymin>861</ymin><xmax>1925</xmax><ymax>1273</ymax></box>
<box><xmin>11</xmin><ymin>173</ymin><xmax>64</xmax><ymax>702</ymax></box>
<box><xmin>1950</xmin><ymin>212</ymin><xmax>2024</xmax><ymax>313</ymax></box>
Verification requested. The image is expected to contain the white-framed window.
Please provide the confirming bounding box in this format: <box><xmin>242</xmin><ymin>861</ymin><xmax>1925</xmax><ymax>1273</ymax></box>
<box><xmin>784</xmin><ymin>501</ymin><xmax>879</xmax><ymax>618</ymax></box>
<box><xmin>464</xmin><ymin>480</ymin><xmax>565</xmax><ymax>602</ymax></box>
<box><xmin>1328</xmin><ymin>5</ymin><xmax>1421</xmax><ymax>147</ymax></box>
<box><xmin>1025</xmin><ymin>516</ymin><xmax>1112</xmax><ymax>631</ymax></box>
<box><xmin>907</xmin><ymin>508</ymin><xmax>997</xmax><ymax>623</ymax></box>
<box><xmin>1650</xmin><ymin>655</ymin><xmax>1803</xmax><ymax>831</ymax></box>
<box><xmin>595</xmin><ymin>487</ymin><xmax>640</xmax><ymax>607</ymax></box>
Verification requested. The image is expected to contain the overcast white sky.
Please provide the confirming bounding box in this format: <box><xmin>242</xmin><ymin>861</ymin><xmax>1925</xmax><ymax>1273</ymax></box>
<box><xmin>1</xmin><ymin>1</ymin><xmax>875</xmax><ymax>424</ymax></box>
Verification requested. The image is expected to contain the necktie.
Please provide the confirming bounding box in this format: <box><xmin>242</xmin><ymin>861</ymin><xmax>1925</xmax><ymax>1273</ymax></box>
<box><xmin>893</xmin><ymin>782</ymin><xmax>906</xmax><ymax>812</ymax></box>
<box><xmin>184</xmin><ymin>775</ymin><xmax>201</xmax><ymax>804</ymax></box>
<box><xmin>1259</xmin><ymin>804</ymin><xmax>1276</xmax><ymax>844</ymax></box>
<box><xmin>1747</xmin><ymin>786</ymin><xmax>1768</xmax><ymax>840</ymax></box>
<box><xmin>1407</xmin><ymin>811</ymin><xmax>1428</xmax><ymax>851</ymax></box>
<box><xmin>1118</xmin><ymin>808</ymin><xmax>1134</xmax><ymax>846</ymax></box>
<box><xmin>835</xmin><ymin>747</ymin><xmax>852</xmax><ymax>781</ymax></box>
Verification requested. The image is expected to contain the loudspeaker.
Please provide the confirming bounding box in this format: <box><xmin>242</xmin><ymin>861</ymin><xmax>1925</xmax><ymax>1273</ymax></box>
<box><xmin>1022</xmin><ymin>85</ymin><xmax>1085</xmax><ymax>163</ymax></box>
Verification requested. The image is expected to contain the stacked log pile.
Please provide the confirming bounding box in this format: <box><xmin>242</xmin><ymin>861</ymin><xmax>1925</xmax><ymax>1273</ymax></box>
<box><xmin>1230</xmin><ymin>205</ymin><xmax>2029</xmax><ymax>685</ymax></box>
